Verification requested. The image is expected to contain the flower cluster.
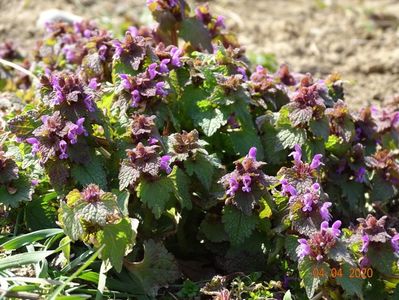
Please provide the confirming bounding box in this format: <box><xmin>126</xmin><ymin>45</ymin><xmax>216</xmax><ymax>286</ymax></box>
<box><xmin>119</xmin><ymin>143</ymin><xmax>172</xmax><ymax>189</ymax></box>
<box><xmin>353</xmin><ymin>214</ymin><xmax>399</xmax><ymax>267</ymax></box>
<box><xmin>195</xmin><ymin>4</ymin><xmax>226</xmax><ymax>37</ymax></box>
<box><xmin>219</xmin><ymin>147</ymin><xmax>274</xmax><ymax>213</ymax></box>
<box><xmin>297</xmin><ymin>220</ymin><xmax>342</xmax><ymax>261</ymax></box>
<box><xmin>365</xmin><ymin>149</ymin><xmax>399</xmax><ymax>185</ymax></box>
<box><xmin>43</xmin><ymin>20</ymin><xmax>112</xmax><ymax>66</ymax></box>
<box><xmin>24</xmin><ymin>112</ymin><xmax>88</xmax><ymax>164</ymax></box>
<box><xmin>130</xmin><ymin>114</ymin><xmax>158</xmax><ymax>144</ymax></box>
<box><xmin>167</xmin><ymin>129</ymin><xmax>206</xmax><ymax>161</ymax></box>
<box><xmin>40</xmin><ymin>72</ymin><xmax>98</xmax><ymax>113</ymax></box>
<box><xmin>278</xmin><ymin>144</ymin><xmax>323</xmax><ymax>193</ymax></box>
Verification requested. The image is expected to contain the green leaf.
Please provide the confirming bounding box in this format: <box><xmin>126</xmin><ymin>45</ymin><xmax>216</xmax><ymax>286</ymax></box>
<box><xmin>1</xmin><ymin>229</ymin><xmax>63</xmax><ymax>251</ymax></box>
<box><xmin>309</xmin><ymin>116</ymin><xmax>330</xmax><ymax>141</ymax></box>
<box><xmin>137</xmin><ymin>177</ymin><xmax>174</xmax><ymax>219</ymax></box>
<box><xmin>222</xmin><ymin>206</ymin><xmax>257</xmax><ymax>246</ymax></box>
<box><xmin>336</xmin><ymin>263</ymin><xmax>363</xmax><ymax>297</ymax></box>
<box><xmin>341</xmin><ymin>181</ymin><xmax>364</xmax><ymax>210</ymax></box>
<box><xmin>370</xmin><ymin>174</ymin><xmax>397</xmax><ymax>203</ymax></box>
<box><xmin>290</xmin><ymin>107</ymin><xmax>313</xmax><ymax>127</ymax></box>
<box><xmin>184</xmin><ymin>153</ymin><xmax>215</xmax><ymax>190</ymax></box>
<box><xmin>125</xmin><ymin>240</ymin><xmax>180</xmax><ymax>297</ymax></box>
<box><xmin>196</xmin><ymin>108</ymin><xmax>227</xmax><ymax>137</ymax></box>
<box><xmin>259</xmin><ymin>198</ymin><xmax>272</xmax><ymax>219</ymax></box>
<box><xmin>60</xmin><ymin>203</ymin><xmax>84</xmax><ymax>241</ymax></box>
<box><xmin>0</xmin><ymin>251</ymin><xmax>53</xmax><ymax>271</ymax></box>
<box><xmin>114</xmin><ymin>190</ymin><xmax>130</xmax><ymax>216</ymax></box>
<box><xmin>25</xmin><ymin>192</ymin><xmax>58</xmax><ymax>230</ymax></box>
<box><xmin>118</xmin><ymin>160</ymin><xmax>140</xmax><ymax>191</ymax></box>
<box><xmin>276</xmin><ymin>127</ymin><xmax>307</xmax><ymax>151</ymax></box>
<box><xmin>298</xmin><ymin>258</ymin><xmax>329</xmax><ymax>298</ymax></box>
<box><xmin>283</xmin><ymin>290</ymin><xmax>292</xmax><ymax>300</ymax></box>
<box><xmin>325</xmin><ymin>135</ymin><xmax>350</xmax><ymax>156</ymax></box>
<box><xmin>229</xmin><ymin>127</ymin><xmax>264</xmax><ymax>158</ymax></box>
<box><xmin>71</xmin><ymin>157</ymin><xmax>107</xmax><ymax>189</ymax></box>
<box><xmin>368</xmin><ymin>245</ymin><xmax>397</xmax><ymax>274</ymax></box>
<box><xmin>0</xmin><ymin>176</ymin><xmax>33</xmax><ymax>207</ymax></box>
<box><xmin>169</xmin><ymin>167</ymin><xmax>192</xmax><ymax>210</ymax></box>
<box><xmin>284</xmin><ymin>235</ymin><xmax>299</xmax><ymax>261</ymax></box>
<box><xmin>179</xmin><ymin>17</ymin><xmax>213</xmax><ymax>52</ymax></box>
<box><xmin>98</xmin><ymin>218</ymin><xmax>135</xmax><ymax>272</ymax></box>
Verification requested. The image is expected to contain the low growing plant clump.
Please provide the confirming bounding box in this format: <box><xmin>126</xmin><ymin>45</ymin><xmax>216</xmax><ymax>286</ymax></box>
<box><xmin>0</xmin><ymin>0</ymin><xmax>398</xmax><ymax>299</ymax></box>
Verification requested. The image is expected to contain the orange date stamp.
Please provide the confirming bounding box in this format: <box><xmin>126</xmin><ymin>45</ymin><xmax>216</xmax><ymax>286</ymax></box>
<box><xmin>312</xmin><ymin>267</ymin><xmax>373</xmax><ymax>279</ymax></box>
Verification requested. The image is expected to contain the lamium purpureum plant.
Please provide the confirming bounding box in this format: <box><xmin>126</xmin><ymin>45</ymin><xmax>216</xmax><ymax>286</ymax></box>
<box><xmin>0</xmin><ymin>0</ymin><xmax>398</xmax><ymax>299</ymax></box>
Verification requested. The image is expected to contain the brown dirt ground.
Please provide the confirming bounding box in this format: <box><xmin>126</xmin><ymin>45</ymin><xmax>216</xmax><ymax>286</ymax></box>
<box><xmin>1</xmin><ymin>0</ymin><xmax>399</xmax><ymax>108</ymax></box>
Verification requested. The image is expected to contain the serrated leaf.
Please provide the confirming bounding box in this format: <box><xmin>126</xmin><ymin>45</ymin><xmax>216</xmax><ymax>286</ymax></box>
<box><xmin>370</xmin><ymin>174</ymin><xmax>397</xmax><ymax>203</ymax></box>
<box><xmin>290</xmin><ymin>107</ymin><xmax>313</xmax><ymax>127</ymax></box>
<box><xmin>222</xmin><ymin>206</ymin><xmax>257</xmax><ymax>246</ymax></box>
<box><xmin>169</xmin><ymin>167</ymin><xmax>192</xmax><ymax>210</ymax></box>
<box><xmin>137</xmin><ymin>177</ymin><xmax>174</xmax><ymax>219</ymax></box>
<box><xmin>309</xmin><ymin>116</ymin><xmax>330</xmax><ymax>141</ymax></box>
<box><xmin>285</xmin><ymin>235</ymin><xmax>299</xmax><ymax>261</ymax></box>
<box><xmin>125</xmin><ymin>240</ymin><xmax>180</xmax><ymax>297</ymax></box>
<box><xmin>118</xmin><ymin>160</ymin><xmax>140</xmax><ymax>190</ymax></box>
<box><xmin>368</xmin><ymin>245</ymin><xmax>397</xmax><ymax>274</ymax></box>
<box><xmin>184</xmin><ymin>153</ymin><xmax>215</xmax><ymax>190</ymax></box>
<box><xmin>199</xmin><ymin>215</ymin><xmax>228</xmax><ymax>243</ymax></box>
<box><xmin>60</xmin><ymin>202</ymin><xmax>84</xmax><ymax>241</ymax></box>
<box><xmin>71</xmin><ymin>157</ymin><xmax>107</xmax><ymax>189</ymax></box>
<box><xmin>0</xmin><ymin>176</ymin><xmax>33</xmax><ymax>207</ymax></box>
<box><xmin>259</xmin><ymin>198</ymin><xmax>272</xmax><ymax>219</ymax></box>
<box><xmin>276</xmin><ymin>127</ymin><xmax>307</xmax><ymax>151</ymax></box>
<box><xmin>98</xmin><ymin>218</ymin><xmax>134</xmax><ymax>272</ymax></box>
<box><xmin>336</xmin><ymin>263</ymin><xmax>363</xmax><ymax>297</ymax></box>
<box><xmin>179</xmin><ymin>18</ymin><xmax>213</xmax><ymax>52</ymax></box>
<box><xmin>229</xmin><ymin>127</ymin><xmax>264</xmax><ymax>158</ymax></box>
<box><xmin>299</xmin><ymin>257</ymin><xmax>329</xmax><ymax>298</ymax></box>
<box><xmin>196</xmin><ymin>108</ymin><xmax>227</xmax><ymax>137</ymax></box>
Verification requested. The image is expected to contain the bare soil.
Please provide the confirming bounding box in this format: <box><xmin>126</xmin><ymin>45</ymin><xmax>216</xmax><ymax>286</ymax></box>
<box><xmin>1</xmin><ymin>0</ymin><xmax>399</xmax><ymax>108</ymax></box>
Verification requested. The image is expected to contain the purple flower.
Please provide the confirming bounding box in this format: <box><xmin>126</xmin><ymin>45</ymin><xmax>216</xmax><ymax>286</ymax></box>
<box><xmin>67</xmin><ymin>118</ymin><xmax>88</xmax><ymax>144</ymax></box>
<box><xmin>310</xmin><ymin>154</ymin><xmax>324</xmax><ymax>170</ymax></box>
<box><xmin>131</xmin><ymin>90</ymin><xmax>141</xmax><ymax>107</ymax></box>
<box><xmin>169</xmin><ymin>0</ymin><xmax>178</xmax><ymax>7</ymax></box>
<box><xmin>155</xmin><ymin>81</ymin><xmax>167</xmax><ymax>96</ymax></box>
<box><xmin>236</xmin><ymin>67</ymin><xmax>248</xmax><ymax>81</ymax></box>
<box><xmin>320</xmin><ymin>202</ymin><xmax>332</xmax><ymax>221</ymax></box>
<box><xmin>311</xmin><ymin>183</ymin><xmax>320</xmax><ymax>191</ymax></box>
<box><xmin>320</xmin><ymin>220</ymin><xmax>341</xmax><ymax>237</ymax></box>
<box><xmin>88</xmin><ymin>78</ymin><xmax>99</xmax><ymax>90</ymax></box>
<box><xmin>227</xmin><ymin>177</ymin><xmax>239</xmax><ymax>196</ymax></box>
<box><xmin>359</xmin><ymin>256</ymin><xmax>370</xmax><ymax>268</ymax></box>
<box><xmin>119</xmin><ymin>74</ymin><xmax>132</xmax><ymax>90</ymax></box>
<box><xmin>147</xmin><ymin>63</ymin><xmax>159</xmax><ymax>80</ymax></box>
<box><xmin>31</xmin><ymin>179</ymin><xmax>39</xmax><ymax>186</ymax></box>
<box><xmin>98</xmin><ymin>45</ymin><xmax>107</xmax><ymax>61</ymax></box>
<box><xmin>242</xmin><ymin>175</ymin><xmax>252</xmax><ymax>193</ymax></box>
<box><xmin>316</xmin><ymin>254</ymin><xmax>323</xmax><ymax>261</ymax></box>
<box><xmin>298</xmin><ymin>238</ymin><xmax>311</xmax><ymax>258</ymax></box>
<box><xmin>361</xmin><ymin>234</ymin><xmax>370</xmax><ymax>253</ymax></box>
<box><xmin>247</xmin><ymin>147</ymin><xmax>257</xmax><ymax>160</ymax></box>
<box><xmin>84</xmin><ymin>95</ymin><xmax>95</xmax><ymax>112</ymax></box>
<box><xmin>159</xmin><ymin>59</ymin><xmax>170</xmax><ymax>73</ymax></box>
<box><xmin>391</xmin><ymin>234</ymin><xmax>399</xmax><ymax>253</ymax></box>
<box><xmin>302</xmin><ymin>193</ymin><xmax>313</xmax><ymax>212</ymax></box>
<box><xmin>281</xmin><ymin>179</ymin><xmax>297</xmax><ymax>197</ymax></box>
<box><xmin>170</xmin><ymin>47</ymin><xmax>182</xmax><ymax>67</ymax></box>
<box><xmin>289</xmin><ymin>144</ymin><xmax>302</xmax><ymax>164</ymax></box>
<box><xmin>148</xmin><ymin>137</ymin><xmax>158</xmax><ymax>145</ymax></box>
<box><xmin>355</xmin><ymin>167</ymin><xmax>367</xmax><ymax>183</ymax></box>
<box><xmin>127</xmin><ymin>26</ymin><xmax>138</xmax><ymax>37</ymax></box>
<box><xmin>160</xmin><ymin>155</ymin><xmax>172</xmax><ymax>174</ymax></box>
<box><xmin>64</xmin><ymin>47</ymin><xmax>76</xmax><ymax>63</ymax></box>
<box><xmin>113</xmin><ymin>40</ymin><xmax>123</xmax><ymax>59</ymax></box>
<box><xmin>59</xmin><ymin>140</ymin><xmax>68</xmax><ymax>160</ymax></box>
<box><xmin>331</xmin><ymin>220</ymin><xmax>342</xmax><ymax>237</ymax></box>
<box><xmin>26</xmin><ymin>137</ymin><xmax>40</xmax><ymax>155</ymax></box>
<box><xmin>215</xmin><ymin>15</ymin><xmax>226</xmax><ymax>29</ymax></box>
